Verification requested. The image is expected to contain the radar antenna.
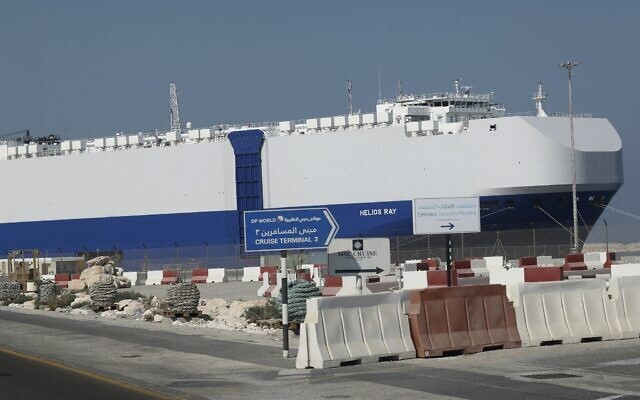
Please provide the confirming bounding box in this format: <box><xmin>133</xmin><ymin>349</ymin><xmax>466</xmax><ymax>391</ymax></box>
<box><xmin>396</xmin><ymin>80</ymin><xmax>403</xmax><ymax>100</ymax></box>
<box><xmin>169</xmin><ymin>83</ymin><xmax>181</xmax><ymax>133</ymax></box>
<box><xmin>347</xmin><ymin>78</ymin><xmax>353</xmax><ymax>115</ymax></box>
<box><xmin>453</xmin><ymin>79</ymin><xmax>461</xmax><ymax>97</ymax></box>
<box><xmin>532</xmin><ymin>82</ymin><xmax>548</xmax><ymax>117</ymax></box>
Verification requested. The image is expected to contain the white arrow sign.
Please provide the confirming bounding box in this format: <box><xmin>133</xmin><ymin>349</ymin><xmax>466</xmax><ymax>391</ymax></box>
<box><xmin>413</xmin><ymin>197</ymin><xmax>481</xmax><ymax>235</ymax></box>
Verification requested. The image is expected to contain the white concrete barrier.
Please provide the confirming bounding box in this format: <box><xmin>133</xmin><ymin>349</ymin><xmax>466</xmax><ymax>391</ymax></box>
<box><xmin>336</xmin><ymin>276</ymin><xmax>371</xmax><ymax>296</ymax></box>
<box><xmin>123</xmin><ymin>272</ymin><xmax>139</xmax><ymax>285</ymax></box>
<box><xmin>41</xmin><ymin>274</ymin><xmax>55</xmax><ymax>282</ymax></box>
<box><xmin>470</xmin><ymin>259</ymin><xmax>489</xmax><ymax>277</ymax></box>
<box><xmin>206</xmin><ymin>268</ymin><xmax>226</xmax><ymax>283</ymax></box>
<box><xmin>536</xmin><ymin>256</ymin><xmax>554</xmax><ymax>267</ymax></box>
<box><xmin>484</xmin><ymin>256</ymin><xmax>504</xmax><ymax>271</ymax></box>
<box><xmin>145</xmin><ymin>270</ymin><xmax>163</xmax><ymax>286</ymax></box>
<box><xmin>402</xmin><ymin>270</ymin><xmax>427</xmax><ymax>290</ymax></box>
<box><xmin>584</xmin><ymin>252</ymin><xmax>606</xmax><ymax>269</ymax></box>
<box><xmin>611</xmin><ymin>264</ymin><xmax>640</xmax><ymax>278</ymax></box>
<box><xmin>296</xmin><ymin>292</ymin><xmax>415</xmax><ymax>369</ymax></box>
<box><xmin>511</xmin><ymin>280</ymin><xmax>622</xmax><ymax>347</ymax></box>
<box><xmin>242</xmin><ymin>266</ymin><xmax>261</xmax><ymax>282</ymax></box>
<box><xmin>609</xmin><ymin>276</ymin><xmax>640</xmax><ymax>338</ymax></box>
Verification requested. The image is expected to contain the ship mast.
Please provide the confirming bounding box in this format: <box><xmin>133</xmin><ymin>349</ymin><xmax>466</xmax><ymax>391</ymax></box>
<box><xmin>533</xmin><ymin>82</ymin><xmax>548</xmax><ymax>117</ymax></box>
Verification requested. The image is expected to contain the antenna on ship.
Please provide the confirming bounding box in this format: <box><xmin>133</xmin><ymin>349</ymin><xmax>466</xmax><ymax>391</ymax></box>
<box><xmin>378</xmin><ymin>66</ymin><xmax>382</xmax><ymax>102</ymax></box>
<box><xmin>396</xmin><ymin>80</ymin><xmax>403</xmax><ymax>100</ymax></box>
<box><xmin>347</xmin><ymin>78</ymin><xmax>353</xmax><ymax>115</ymax></box>
<box><xmin>169</xmin><ymin>83</ymin><xmax>181</xmax><ymax>133</ymax></box>
<box><xmin>453</xmin><ymin>79</ymin><xmax>461</xmax><ymax>97</ymax></box>
<box><xmin>533</xmin><ymin>82</ymin><xmax>548</xmax><ymax>117</ymax></box>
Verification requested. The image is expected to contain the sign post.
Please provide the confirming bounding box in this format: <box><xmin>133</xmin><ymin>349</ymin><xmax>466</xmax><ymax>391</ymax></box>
<box><xmin>244</xmin><ymin>207</ymin><xmax>339</xmax><ymax>358</ymax></box>
<box><xmin>413</xmin><ymin>197</ymin><xmax>480</xmax><ymax>287</ymax></box>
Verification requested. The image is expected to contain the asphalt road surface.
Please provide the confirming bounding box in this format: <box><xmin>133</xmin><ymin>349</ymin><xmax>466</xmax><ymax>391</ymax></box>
<box><xmin>1</xmin><ymin>307</ymin><xmax>640</xmax><ymax>400</ymax></box>
<box><xmin>0</xmin><ymin>347</ymin><xmax>176</xmax><ymax>400</ymax></box>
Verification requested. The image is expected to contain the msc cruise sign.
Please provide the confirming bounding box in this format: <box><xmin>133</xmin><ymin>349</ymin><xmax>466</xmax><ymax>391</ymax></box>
<box><xmin>244</xmin><ymin>208</ymin><xmax>339</xmax><ymax>252</ymax></box>
<box><xmin>413</xmin><ymin>197</ymin><xmax>481</xmax><ymax>235</ymax></box>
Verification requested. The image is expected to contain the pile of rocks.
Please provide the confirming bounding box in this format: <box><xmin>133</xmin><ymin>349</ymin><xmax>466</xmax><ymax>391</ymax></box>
<box><xmin>166</xmin><ymin>283</ymin><xmax>200</xmax><ymax>314</ymax></box>
<box><xmin>66</xmin><ymin>256</ymin><xmax>131</xmax><ymax>291</ymax></box>
<box><xmin>88</xmin><ymin>279</ymin><xmax>117</xmax><ymax>308</ymax></box>
<box><xmin>0</xmin><ymin>282</ymin><xmax>21</xmax><ymax>301</ymax></box>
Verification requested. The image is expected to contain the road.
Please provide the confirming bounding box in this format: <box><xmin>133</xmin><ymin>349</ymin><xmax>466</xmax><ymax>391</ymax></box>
<box><xmin>1</xmin><ymin>307</ymin><xmax>639</xmax><ymax>400</ymax></box>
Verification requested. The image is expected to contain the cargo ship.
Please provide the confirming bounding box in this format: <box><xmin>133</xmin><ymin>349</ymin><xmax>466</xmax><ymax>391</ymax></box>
<box><xmin>0</xmin><ymin>82</ymin><xmax>624</xmax><ymax>266</ymax></box>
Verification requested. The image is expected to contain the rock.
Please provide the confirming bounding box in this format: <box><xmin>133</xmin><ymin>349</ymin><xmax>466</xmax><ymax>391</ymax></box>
<box><xmin>67</xmin><ymin>279</ymin><xmax>87</xmax><ymax>292</ymax></box>
<box><xmin>198</xmin><ymin>298</ymin><xmax>228</xmax><ymax>318</ymax></box>
<box><xmin>101</xmin><ymin>310</ymin><xmax>117</xmax><ymax>319</ymax></box>
<box><xmin>150</xmin><ymin>296</ymin><xmax>162</xmax><ymax>309</ymax></box>
<box><xmin>0</xmin><ymin>282</ymin><xmax>21</xmax><ymax>301</ymax></box>
<box><xmin>86</xmin><ymin>256</ymin><xmax>111</xmax><ymax>267</ymax></box>
<box><xmin>24</xmin><ymin>292</ymin><xmax>38</xmax><ymax>300</ymax></box>
<box><xmin>22</xmin><ymin>300</ymin><xmax>36</xmax><ymax>309</ymax></box>
<box><xmin>80</xmin><ymin>265</ymin><xmax>115</xmax><ymax>288</ymax></box>
<box><xmin>122</xmin><ymin>300</ymin><xmax>144</xmax><ymax>317</ymax></box>
<box><xmin>71</xmin><ymin>293</ymin><xmax>92</xmax><ymax>308</ymax></box>
<box><xmin>142</xmin><ymin>309</ymin><xmax>154</xmax><ymax>321</ymax></box>
<box><xmin>70</xmin><ymin>308</ymin><xmax>90</xmax><ymax>315</ymax></box>
<box><xmin>114</xmin><ymin>276</ymin><xmax>131</xmax><ymax>289</ymax></box>
<box><xmin>117</xmin><ymin>299</ymin><xmax>133</xmax><ymax>311</ymax></box>
<box><xmin>39</xmin><ymin>281</ymin><xmax>58</xmax><ymax>303</ymax></box>
<box><xmin>153</xmin><ymin>314</ymin><xmax>164</xmax><ymax>323</ymax></box>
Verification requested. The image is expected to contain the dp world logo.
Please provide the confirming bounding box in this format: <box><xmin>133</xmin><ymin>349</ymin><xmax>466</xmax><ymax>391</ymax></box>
<box><xmin>352</xmin><ymin>239</ymin><xmax>364</xmax><ymax>251</ymax></box>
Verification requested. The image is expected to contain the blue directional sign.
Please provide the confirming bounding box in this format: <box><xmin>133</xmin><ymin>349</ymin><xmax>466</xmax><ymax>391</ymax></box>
<box><xmin>244</xmin><ymin>208</ymin><xmax>339</xmax><ymax>252</ymax></box>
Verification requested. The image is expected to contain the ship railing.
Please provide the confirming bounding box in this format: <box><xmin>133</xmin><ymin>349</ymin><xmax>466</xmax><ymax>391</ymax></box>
<box><xmin>550</xmin><ymin>112</ymin><xmax>593</xmax><ymax>118</ymax></box>
<box><xmin>378</xmin><ymin>91</ymin><xmax>495</xmax><ymax>104</ymax></box>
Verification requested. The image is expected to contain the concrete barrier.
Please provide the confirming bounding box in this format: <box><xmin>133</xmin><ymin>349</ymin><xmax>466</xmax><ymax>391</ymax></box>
<box><xmin>510</xmin><ymin>280</ymin><xmax>622</xmax><ymax>346</ymax></box>
<box><xmin>41</xmin><ymin>274</ymin><xmax>55</xmax><ymax>282</ymax></box>
<box><xmin>123</xmin><ymin>272</ymin><xmax>139</xmax><ymax>285</ymax></box>
<box><xmin>484</xmin><ymin>256</ymin><xmax>504</xmax><ymax>271</ymax></box>
<box><xmin>611</xmin><ymin>264</ymin><xmax>640</xmax><ymax>278</ymax></box>
<box><xmin>145</xmin><ymin>270</ymin><xmax>163</xmax><ymax>285</ymax></box>
<box><xmin>296</xmin><ymin>292</ymin><xmax>415</xmax><ymax>369</ymax></box>
<box><xmin>563</xmin><ymin>253</ymin><xmax>587</xmax><ymax>271</ymax></box>
<box><xmin>470</xmin><ymin>259</ymin><xmax>489</xmax><ymax>277</ymax></box>
<box><xmin>258</xmin><ymin>266</ymin><xmax>278</xmax><ymax>281</ymax></box>
<box><xmin>190</xmin><ymin>268</ymin><xmax>208</xmax><ymax>284</ymax></box>
<box><xmin>403</xmin><ymin>271</ymin><xmax>428</xmax><ymax>290</ymax></box>
<box><xmin>609</xmin><ymin>276</ymin><xmax>640</xmax><ymax>338</ymax></box>
<box><xmin>242</xmin><ymin>266</ymin><xmax>261</xmax><ymax>282</ymax></box>
<box><xmin>407</xmin><ymin>285</ymin><xmax>521</xmax><ymax>357</ymax></box>
<box><xmin>336</xmin><ymin>276</ymin><xmax>371</xmax><ymax>296</ymax></box>
<box><xmin>161</xmin><ymin>270</ymin><xmax>178</xmax><ymax>285</ymax></box>
<box><xmin>206</xmin><ymin>268</ymin><xmax>227</xmax><ymax>283</ymax></box>
<box><xmin>584</xmin><ymin>252</ymin><xmax>607</xmax><ymax>269</ymax></box>
<box><xmin>55</xmin><ymin>273</ymin><xmax>71</xmax><ymax>288</ymax></box>
<box><xmin>257</xmin><ymin>272</ymin><xmax>271</xmax><ymax>297</ymax></box>
<box><xmin>537</xmin><ymin>256</ymin><xmax>554</xmax><ymax>267</ymax></box>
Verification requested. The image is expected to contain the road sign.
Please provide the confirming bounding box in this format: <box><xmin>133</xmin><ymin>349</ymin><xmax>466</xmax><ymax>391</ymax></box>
<box><xmin>328</xmin><ymin>238</ymin><xmax>391</xmax><ymax>276</ymax></box>
<box><xmin>244</xmin><ymin>208</ymin><xmax>339</xmax><ymax>252</ymax></box>
<box><xmin>413</xmin><ymin>197</ymin><xmax>480</xmax><ymax>235</ymax></box>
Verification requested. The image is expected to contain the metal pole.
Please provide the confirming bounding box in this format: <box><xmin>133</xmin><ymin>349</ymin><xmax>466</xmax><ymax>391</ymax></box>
<box><xmin>280</xmin><ymin>250</ymin><xmax>289</xmax><ymax>358</ymax></box>
<box><xmin>604</xmin><ymin>219</ymin><xmax>609</xmax><ymax>254</ymax></box>
<box><xmin>445</xmin><ymin>234</ymin><xmax>452</xmax><ymax>287</ymax></box>
<box><xmin>560</xmin><ymin>61</ymin><xmax>580</xmax><ymax>252</ymax></box>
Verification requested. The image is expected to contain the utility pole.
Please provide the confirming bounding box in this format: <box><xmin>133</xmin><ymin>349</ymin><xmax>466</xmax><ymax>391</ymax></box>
<box><xmin>559</xmin><ymin>60</ymin><xmax>581</xmax><ymax>252</ymax></box>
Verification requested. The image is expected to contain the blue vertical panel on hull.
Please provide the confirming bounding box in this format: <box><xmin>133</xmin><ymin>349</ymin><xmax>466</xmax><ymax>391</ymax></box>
<box><xmin>228</xmin><ymin>130</ymin><xmax>265</xmax><ymax>243</ymax></box>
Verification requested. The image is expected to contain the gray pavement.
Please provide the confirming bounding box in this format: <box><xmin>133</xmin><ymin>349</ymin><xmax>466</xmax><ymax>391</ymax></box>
<box><xmin>1</xmin><ymin>306</ymin><xmax>640</xmax><ymax>399</ymax></box>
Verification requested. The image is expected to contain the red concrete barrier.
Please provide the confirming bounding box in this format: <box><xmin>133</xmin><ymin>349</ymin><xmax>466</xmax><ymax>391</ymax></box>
<box><xmin>564</xmin><ymin>253</ymin><xmax>587</xmax><ymax>271</ymax></box>
<box><xmin>452</xmin><ymin>260</ymin><xmax>471</xmax><ymax>269</ymax></box>
<box><xmin>604</xmin><ymin>252</ymin><xmax>616</xmax><ymax>268</ymax></box>
<box><xmin>161</xmin><ymin>270</ymin><xmax>178</xmax><ymax>285</ymax></box>
<box><xmin>258</xmin><ymin>266</ymin><xmax>278</xmax><ymax>281</ymax></box>
<box><xmin>519</xmin><ymin>256</ymin><xmax>537</xmax><ymax>267</ymax></box>
<box><xmin>322</xmin><ymin>275</ymin><xmax>342</xmax><ymax>296</ymax></box>
<box><xmin>407</xmin><ymin>284</ymin><xmax>521</xmax><ymax>357</ymax></box>
<box><xmin>297</xmin><ymin>272</ymin><xmax>312</xmax><ymax>281</ymax></box>
<box><xmin>417</xmin><ymin>259</ymin><xmax>439</xmax><ymax>271</ymax></box>
<box><xmin>191</xmin><ymin>268</ymin><xmax>208</xmax><ymax>284</ymax></box>
<box><xmin>55</xmin><ymin>273</ymin><xmax>71</xmax><ymax>288</ymax></box>
<box><xmin>426</xmin><ymin>270</ymin><xmax>448</xmax><ymax>286</ymax></box>
<box><xmin>523</xmin><ymin>266</ymin><xmax>563</xmax><ymax>282</ymax></box>
<box><xmin>71</xmin><ymin>273</ymin><xmax>81</xmax><ymax>280</ymax></box>
<box><xmin>264</xmin><ymin>272</ymin><xmax>278</xmax><ymax>297</ymax></box>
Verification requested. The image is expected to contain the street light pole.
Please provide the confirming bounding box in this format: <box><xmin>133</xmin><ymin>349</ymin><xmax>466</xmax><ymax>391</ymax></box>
<box><xmin>559</xmin><ymin>60</ymin><xmax>581</xmax><ymax>252</ymax></box>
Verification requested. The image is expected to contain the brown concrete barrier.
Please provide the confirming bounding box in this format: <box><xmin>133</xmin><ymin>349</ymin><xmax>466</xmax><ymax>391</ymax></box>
<box><xmin>523</xmin><ymin>266</ymin><xmax>563</xmax><ymax>282</ymax></box>
<box><xmin>407</xmin><ymin>284</ymin><xmax>520</xmax><ymax>357</ymax></box>
<box><xmin>563</xmin><ymin>253</ymin><xmax>587</xmax><ymax>271</ymax></box>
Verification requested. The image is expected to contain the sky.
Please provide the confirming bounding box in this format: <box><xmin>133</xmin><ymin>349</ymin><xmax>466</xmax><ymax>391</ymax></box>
<box><xmin>0</xmin><ymin>0</ymin><xmax>638</xmax><ymax>242</ymax></box>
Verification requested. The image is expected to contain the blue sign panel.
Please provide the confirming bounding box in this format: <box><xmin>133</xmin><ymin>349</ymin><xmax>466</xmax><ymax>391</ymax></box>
<box><xmin>244</xmin><ymin>208</ymin><xmax>339</xmax><ymax>252</ymax></box>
